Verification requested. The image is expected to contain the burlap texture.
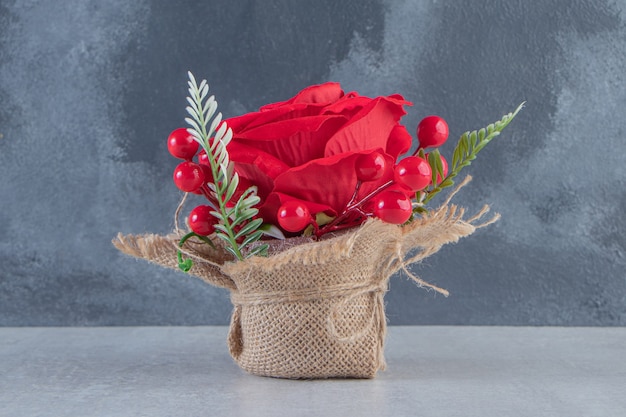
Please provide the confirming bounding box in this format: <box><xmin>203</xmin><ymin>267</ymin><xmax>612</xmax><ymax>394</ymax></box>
<box><xmin>112</xmin><ymin>179</ymin><xmax>498</xmax><ymax>379</ymax></box>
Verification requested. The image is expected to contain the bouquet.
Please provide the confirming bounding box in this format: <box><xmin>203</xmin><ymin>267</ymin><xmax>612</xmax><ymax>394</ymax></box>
<box><xmin>114</xmin><ymin>72</ymin><xmax>521</xmax><ymax>379</ymax></box>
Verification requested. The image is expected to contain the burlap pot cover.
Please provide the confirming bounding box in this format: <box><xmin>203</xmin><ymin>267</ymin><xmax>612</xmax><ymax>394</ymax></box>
<box><xmin>113</xmin><ymin>189</ymin><xmax>496</xmax><ymax>379</ymax></box>
<box><xmin>221</xmin><ymin>219</ymin><xmax>398</xmax><ymax>379</ymax></box>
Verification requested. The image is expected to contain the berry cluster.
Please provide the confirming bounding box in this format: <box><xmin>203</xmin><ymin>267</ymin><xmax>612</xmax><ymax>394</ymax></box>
<box><xmin>168</xmin><ymin>128</ymin><xmax>218</xmax><ymax>236</ymax></box>
<box><xmin>277</xmin><ymin>116</ymin><xmax>451</xmax><ymax>236</ymax></box>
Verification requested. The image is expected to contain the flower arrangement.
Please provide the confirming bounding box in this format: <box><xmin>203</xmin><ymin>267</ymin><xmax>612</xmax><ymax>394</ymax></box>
<box><xmin>114</xmin><ymin>72</ymin><xmax>521</xmax><ymax>379</ymax></box>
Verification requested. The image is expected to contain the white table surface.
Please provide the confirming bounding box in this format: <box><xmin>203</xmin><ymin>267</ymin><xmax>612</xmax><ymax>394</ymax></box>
<box><xmin>1</xmin><ymin>326</ymin><xmax>625</xmax><ymax>417</ymax></box>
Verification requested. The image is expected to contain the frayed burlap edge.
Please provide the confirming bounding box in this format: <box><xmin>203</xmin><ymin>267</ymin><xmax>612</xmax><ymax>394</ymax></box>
<box><xmin>113</xmin><ymin>177</ymin><xmax>496</xmax><ymax>291</ymax></box>
<box><xmin>112</xmin><ymin>231</ymin><xmax>237</xmax><ymax>290</ymax></box>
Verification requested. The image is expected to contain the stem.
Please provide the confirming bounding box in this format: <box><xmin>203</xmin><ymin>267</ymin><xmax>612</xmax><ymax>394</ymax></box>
<box><xmin>177</xmin><ymin>231</ymin><xmax>197</xmax><ymax>272</ymax></box>
<box><xmin>191</xmin><ymin>85</ymin><xmax>245</xmax><ymax>261</ymax></box>
<box><xmin>411</xmin><ymin>146</ymin><xmax>424</xmax><ymax>157</ymax></box>
<box><xmin>347</xmin><ymin>181</ymin><xmax>362</xmax><ymax>207</ymax></box>
<box><xmin>217</xmin><ymin>184</ymin><xmax>244</xmax><ymax>260</ymax></box>
<box><xmin>422</xmin><ymin>172</ymin><xmax>458</xmax><ymax>204</ymax></box>
<box><xmin>206</xmin><ymin>153</ymin><xmax>245</xmax><ymax>261</ymax></box>
<box><xmin>185</xmin><ymin>73</ymin><xmax>267</xmax><ymax>261</ymax></box>
<box><xmin>316</xmin><ymin>179</ymin><xmax>394</xmax><ymax>237</ymax></box>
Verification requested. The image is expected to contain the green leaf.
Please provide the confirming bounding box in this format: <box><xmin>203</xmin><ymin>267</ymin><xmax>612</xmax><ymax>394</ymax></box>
<box><xmin>224</xmin><ymin>172</ymin><xmax>240</xmax><ymax>202</ymax></box>
<box><xmin>215</xmin><ymin>119</ymin><xmax>228</xmax><ymax>141</ymax></box>
<box><xmin>439</xmin><ymin>178</ymin><xmax>454</xmax><ymax>188</ymax></box>
<box><xmin>235</xmin><ymin>218</ymin><xmax>264</xmax><ymax>239</ymax></box>
<box><xmin>242</xmin><ymin>195</ymin><xmax>261</xmax><ymax>208</ymax></box>
<box><xmin>214</xmin><ymin>232</ymin><xmax>233</xmax><ymax>246</ymax></box>
<box><xmin>240</xmin><ymin>230</ymin><xmax>263</xmax><ymax>248</ymax></box>
<box><xmin>458</xmin><ymin>132</ymin><xmax>469</xmax><ymax>159</ymax></box>
<box><xmin>233</xmin><ymin>208</ymin><xmax>258</xmax><ymax>225</ymax></box>
<box><xmin>315</xmin><ymin>212</ymin><xmax>335</xmax><ymax>227</ymax></box>
<box><xmin>209</xmin><ymin>112</ymin><xmax>223</xmax><ymax>138</ymax></box>
<box><xmin>451</xmin><ymin>146</ymin><xmax>461</xmax><ymax>172</ymax></box>
<box><xmin>186</xmin><ymin>97</ymin><xmax>201</xmax><ymax>113</ymax></box>
<box><xmin>220</xmin><ymin>127</ymin><xmax>233</xmax><ymax>146</ymax></box>
<box><xmin>184</xmin><ymin>117</ymin><xmax>202</xmax><ymax>134</ymax></box>
<box><xmin>178</xmin><ymin>256</ymin><xmax>193</xmax><ymax>272</ymax></box>
<box><xmin>474</xmin><ymin>129</ymin><xmax>483</xmax><ymax>147</ymax></box>
<box><xmin>203</xmin><ymin>97</ymin><xmax>217</xmax><ymax>120</ymax></box>
<box><xmin>468</xmin><ymin>131</ymin><xmax>477</xmax><ymax>155</ymax></box>
<box><xmin>194</xmin><ymin>234</ymin><xmax>216</xmax><ymax>249</ymax></box>
<box><xmin>209</xmin><ymin>210</ymin><xmax>224</xmax><ymax>220</ymax></box>
<box><xmin>213</xmin><ymin>223</ymin><xmax>231</xmax><ymax>235</ymax></box>
<box><xmin>259</xmin><ymin>223</ymin><xmax>286</xmax><ymax>239</ymax></box>
<box><xmin>224</xmin><ymin>246</ymin><xmax>239</xmax><ymax>258</ymax></box>
<box><xmin>246</xmin><ymin>244</ymin><xmax>269</xmax><ymax>258</ymax></box>
<box><xmin>427</xmin><ymin>150</ymin><xmax>442</xmax><ymax>186</ymax></box>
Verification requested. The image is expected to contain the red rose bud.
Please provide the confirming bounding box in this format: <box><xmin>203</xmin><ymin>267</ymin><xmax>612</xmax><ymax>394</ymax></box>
<box><xmin>417</xmin><ymin>115</ymin><xmax>449</xmax><ymax>149</ymax></box>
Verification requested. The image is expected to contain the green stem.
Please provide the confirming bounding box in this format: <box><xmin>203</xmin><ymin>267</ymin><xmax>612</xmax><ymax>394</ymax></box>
<box><xmin>177</xmin><ymin>231</ymin><xmax>217</xmax><ymax>272</ymax></box>
<box><xmin>192</xmin><ymin>88</ymin><xmax>244</xmax><ymax>261</ymax></box>
<box><xmin>177</xmin><ymin>231</ymin><xmax>197</xmax><ymax>272</ymax></box>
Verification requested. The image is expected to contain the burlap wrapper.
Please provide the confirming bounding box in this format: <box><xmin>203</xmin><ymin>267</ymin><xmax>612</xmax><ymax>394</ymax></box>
<box><xmin>113</xmin><ymin>180</ymin><xmax>497</xmax><ymax>379</ymax></box>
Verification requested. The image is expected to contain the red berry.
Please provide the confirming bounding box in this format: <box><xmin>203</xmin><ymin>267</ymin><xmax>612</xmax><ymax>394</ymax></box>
<box><xmin>173</xmin><ymin>161</ymin><xmax>205</xmax><ymax>192</ymax></box>
<box><xmin>394</xmin><ymin>156</ymin><xmax>432</xmax><ymax>192</ymax></box>
<box><xmin>196</xmin><ymin>151</ymin><xmax>214</xmax><ymax>183</ymax></box>
<box><xmin>168</xmin><ymin>128</ymin><xmax>199</xmax><ymax>160</ymax></box>
<box><xmin>355</xmin><ymin>151</ymin><xmax>386</xmax><ymax>182</ymax></box>
<box><xmin>277</xmin><ymin>201</ymin><xmax>312</xmax><ymax>233</ymax></box>
<box><xmin>188</xmin><ymin>205</ymin><xmax>216</xmax><ymax>236</ymax></box>
<box><xmin>417</xmin><ymin>116</ymin><xmax>449</xmax><ymax>149</ymax></box>
<box><xmin>197</xmin><ymin>150</ymin><xmax>210</xmax><ymax>165</ymax></box>
<box><xmin>373</xmin><ymin>190</ymin><xmax>413</xmax><ymax>224</ymax></box>
<box><xmin>426</xmin><ymin>153</ymin><xmax>449</xmax><ymax>184</ymax></box>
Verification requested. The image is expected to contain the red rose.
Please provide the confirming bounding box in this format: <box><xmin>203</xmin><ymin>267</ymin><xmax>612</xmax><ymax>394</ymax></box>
<box><xmin>226</xmin><ymin>82</ymin><xmax>413</xmax><ymax>229</ymax></box>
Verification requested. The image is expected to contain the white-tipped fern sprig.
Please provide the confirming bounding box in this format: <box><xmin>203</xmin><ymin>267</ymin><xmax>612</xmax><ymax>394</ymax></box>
<box><xmin>184</xmin><ymin>71</ymin><xmax>267</xmax><ymax>260</ymax></box>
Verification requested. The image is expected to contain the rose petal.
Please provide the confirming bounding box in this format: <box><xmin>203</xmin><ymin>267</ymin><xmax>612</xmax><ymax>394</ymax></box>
<box><xmin>324</xmin><ymin>96</ymin><xmax>409</xmax><ymax>157</ymax></box>
<box><xmin>260</xmin><ymin>82</ymin><xmax>344</xmax><ymax>111</ymax></box>
<box><xmin>226</xmin><ymin>102</ymin><xmax>322</xmax><ymax>133</ymax></box>
<box><xmin>231</xmin><ymin>162</ymin><xmax>275</xmax><ymax>200</ymax></box>
<box><xmin>271</xmin><ymin>150</ymin><xmax>393</xmax><ymax>215</ymax></box>
<box><xmin>229</xmin><ymin>142</ymin><xmax>290</xmax><ymax>179</ymax></box>
<box><xmin>322</xmin><ymin>94</ymin><xmax>372</xmax><ymax>117</ymax></box>
<box><xmin>386</xmin><ymin>124</ymin><xmax>413</xmax><ymax>159</ymax></box>
<box><xmin>229</xmin><ymin>142</ymin><xmax>290</xmax><ymax>199</ymax></box>
<box><xmin>235</xmin><ymin>115</ymin><xmax>347</xmax><ymax>166</ymax></box>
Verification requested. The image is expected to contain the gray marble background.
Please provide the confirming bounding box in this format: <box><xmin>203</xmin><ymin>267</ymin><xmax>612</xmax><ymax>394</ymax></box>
<box><xmin>1</xmin><ymin>0</ymin><xmax>624</xmax><ymax>326</ymax></box>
